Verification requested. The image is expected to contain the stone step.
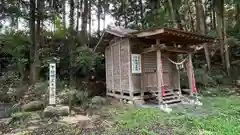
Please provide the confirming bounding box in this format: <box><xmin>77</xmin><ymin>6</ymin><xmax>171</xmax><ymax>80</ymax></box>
<box><xmin>149</xmin><ymin>91</ymin><xmax>180</xmax><ymax>97</ymax></box>
<box><xmin>163</xmin><ymin>99</ymin><xmax>181</xmax><ymax>104</ymax></box>
<box><xmin>163</xmin><ymin>95</ymin><xmax>179</xmax><ymax>100</ymax></box>
<box><xmin>163</xmin><ymin>92</ymin><xmax>174</xmax><ymax>96</ymax></box>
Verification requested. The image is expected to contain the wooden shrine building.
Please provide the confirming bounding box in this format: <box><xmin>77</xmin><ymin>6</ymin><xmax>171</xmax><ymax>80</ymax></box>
<box><xmin>99</xmin><ymin>27</ymin><xmax>216</xmax><ymax>105</ymax></box>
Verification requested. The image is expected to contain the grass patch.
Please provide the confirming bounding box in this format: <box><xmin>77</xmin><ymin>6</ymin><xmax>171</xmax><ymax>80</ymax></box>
<box><xmin>108</xmin><ymin>96</ymin><xmax>240</xmax><ymax>135</ymax></box>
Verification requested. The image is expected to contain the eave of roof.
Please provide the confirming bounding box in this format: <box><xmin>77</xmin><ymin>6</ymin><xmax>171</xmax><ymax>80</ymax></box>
<box><xmin>105</xmin><ymin>27</ymin><xmax>137</xmax><ymax>37</ymax></box>
<box><xmin>129</xmin><ymin>27</ymin><xmax>216</xmax><ymax>43</ymax></box>
<box><xmin>96</xmin><ymin>27</ymin><xmax>217</xmax><ymax>52</ymax></box>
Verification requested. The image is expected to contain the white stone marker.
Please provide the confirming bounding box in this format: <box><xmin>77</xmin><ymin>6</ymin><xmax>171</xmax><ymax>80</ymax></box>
<box><xmin>49</xmin><ymin>63</ymin><xmax>56</xmax><ymax>105</ymax></box>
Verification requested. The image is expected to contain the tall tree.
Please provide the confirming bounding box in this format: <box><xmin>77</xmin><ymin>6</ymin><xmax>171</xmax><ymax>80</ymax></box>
<box><xmin>97</xmin><ymin>0</ymin><xmax>101</xmax><ymax>37</ymax></box>
<box><xmin>81</xmin><ymin>0</ymin><xmax>88</xmax><ymax>45</ymax></box>
<box><xmin>214</xmin><ymin>0</ymin><xmax>231</xmax><ymax>75</ymax></box>
<box><xmin>196</xmin><ymin>0</ymin><xmax>211</xmax><ymax>71</ymax></box>
<box><xmin>235</xmin><ymin>2</ymin><xmax>240</xmax><ymax>32</ymax></box>
<box><xmin>102</xmin><ymin>0</ymin><xmax>109</xmax><ymax>29</ymax></box>
<box><xmin>88</xmin><ymin>0</ymin><xmax>91</xmax><ymax>41</ymax></box>
<box><xmin>69</xmin><ymin>0</ymin><xmax>75</xmax><ymax>29</ymax></box>
<box><xmin>69</xmin><ymin>0</ymin><xmax>75</xmax><ymax>86</ymax></box>
<box><xmin>76</xmin><ymin>0</ymin><xmax>81</xmax><ymax>31</ymax></box>
<box><xmin>29</xmin><ymin>0</ymin><xmax>37</xmax><ymax>83</ymax></box>
<box><xmin>62</xmin><ymin>0</ymin><xmax>66</xmax><ymax>30</ymax></box>
<box><xmin>35</xmin><ymin>0</ymin><xmax>44</xmax><ymax>81</ymax></box>
<box><xmin>166</xmin><ymin>0</ymin><xmax>183</xmax><ymax>29</ymax></box>
<box><xmin>215</xmin><ymin>0</ymin><xmax>225</xmax><ymax>65</ymax></box>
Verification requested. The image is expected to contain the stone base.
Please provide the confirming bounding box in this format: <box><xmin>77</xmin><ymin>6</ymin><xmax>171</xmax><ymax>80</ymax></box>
<box><xmin>133</xmin><ymin>99</ymin><xmax>145</xmax><ymax>106</ymax></box>
<box><xmin>43</xmin><ymin>105</ymin><xmax>70</xmax><ymax>118</ymax></box>
<box><xmin>194</xmin><ymin>100</ymin><xmax>203</xmax><ymax>106</ymax></box>
<box><xmin>159</xmin><ymin>104</ymin><xmax>172</xmax><ymax>113</ymax></box>
<box><xmin>182</xmin><ymin>99</ymin><xmax>203</xmax><ymax>106</ymax></box>
<box><xmin>60</xmin><ymin>115</ymin><xmax>91</xmax><ymax>128</ymax></box>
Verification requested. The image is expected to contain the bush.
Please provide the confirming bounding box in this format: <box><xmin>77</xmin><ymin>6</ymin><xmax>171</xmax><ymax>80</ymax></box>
<box><xmin>9</xmin><ymin>112</ymin><xmax>32</xmax><ymax>125</ymax></box>
<box><xmin>180</xmin><ymin>68</ymin><xmax>217</xmax><ymax>88</ymax></box>
<box><xmin>194</xmin><ymin>68</ymin><xmax>217</xmax><ymax>87</ymax></box>
<box><xmin>58</xmin><ymin>88</ymin><xmax>90</xmax><ymax>106</ymax></box>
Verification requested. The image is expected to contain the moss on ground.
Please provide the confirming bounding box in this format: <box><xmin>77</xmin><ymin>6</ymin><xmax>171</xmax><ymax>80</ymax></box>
<box><xmin>107</xmin><ymin>96</ymin><xmax>240</xmax><ymax>135</ymax></box>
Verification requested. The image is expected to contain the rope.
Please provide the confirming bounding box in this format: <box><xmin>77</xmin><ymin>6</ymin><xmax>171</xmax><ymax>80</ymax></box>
<box><xmin>162</xmin><ymin>54</ymin><xmax>188</xmax><ymax>65</ymax></box>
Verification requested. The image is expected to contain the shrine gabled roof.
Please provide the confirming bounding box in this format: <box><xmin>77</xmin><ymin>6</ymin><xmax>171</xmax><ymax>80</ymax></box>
<box><xmin>105</xmin><ymin>27</ymin><xmax>137</xmax><ymax>37</ymax></box>
<box><xmin>103</xmin><ymin>27</ymin><xmax>216</xmax><ymax>45</ymax></box>
<box><xmin>129</xmin><ymin>27</ymin><xmax>216</xmax><ymax>45</ymax></box>
<box><xmin>95</xmin><ymin>27</ymin><xmax>217</xmax><ymax>52</ymax></box>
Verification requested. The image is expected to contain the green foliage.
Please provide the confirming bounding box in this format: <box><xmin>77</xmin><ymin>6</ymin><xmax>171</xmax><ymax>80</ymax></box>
<box><xmin>194</xmin><ymin>68</ymin><xmax>217</xmax><ymax>87</ymax></box>
<box><xmin>58</xmin><ymin>88</ymin><xmax>90</xmax><ymax>106</ymax></box>
<box><xmin>0</xmin><ymin>71</ymin><xmax>23</xmax><ymax>103</ymax></box>
<box><xmin>0</xmin><ymin>30</ymin><xmax>28</xmax><ymax>58</ymax></box>
<box><xmin>0</xmin><ymin>30</ymin><xmax>29</xmax><ymax>76</ymax></box>
<box><xmin>226</xmin><ymin>27</ymin><xmax>240</xmax><ymax>57</ymax></box>
<box><xmin>207</xmin><ymin>29</ymin><xmax>218</xmax><ymax>37</ymax></box>
<box><xmin>143</xmin><ymin>7</ymin><xmax>170</xmax><ymax>28</ymax></box>
<box><xmin>11</xmin><ymin>103</ymin><xmax>22</xmax><ymax>113</ymax></box>
<box><xmin>73</xmin><ymin>90</ymin><xmax>90</xmax><ymax>105</ymax></box>
<box><xmin>180</xmin><ymin>68</ymin><xmax>217</xmax><ymax>88</ymax></box>
<box><xmin>74</xmin><ymin>46</ymin><xmax>98</xmax><ymax>73</ymax></box>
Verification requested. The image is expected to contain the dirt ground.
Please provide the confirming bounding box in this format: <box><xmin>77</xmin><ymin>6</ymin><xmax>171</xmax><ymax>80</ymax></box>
<box><xmin>0</xmin><ymin>97</ymin><xmax>121</xmax><ymax>135</ymax></box>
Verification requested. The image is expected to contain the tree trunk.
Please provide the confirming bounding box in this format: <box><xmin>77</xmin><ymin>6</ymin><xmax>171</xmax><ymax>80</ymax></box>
<box><xmin>188</xmin><ymin>4</ymin><xmax>195</xmax><ymax>32</ymax></box>
<box><xmin>196</xmin><ymin>0</ymin><xmax>211</xmax><ymax>71</ymax></box>
<box><xmin>76</xmin><ymin>0</ymin><xmax>80</xmax><ymax>31</ymax></box>
<box><xmin>215</xmin><ymin>0</ymin><xmax>230</xmax><ymax>75</ymax></box>
<box><xmin>174</xmin><ymin>10</ymin><xmax>183</xmax><ymax>30</ymax></box>
<box><xmin>81</xmin><ymin>0</ymin><xmax>88</xmax><ymax>46</ymax></box>
<box><xmin>167</xmin><ymin>0</ymin><xmax>178</xmax><ymax>28</ymax></box>
<box><xmin>17</xmin><ymin>60</ymin><xmax>25</xmax><ymax>81</ymax></box>
<box><xmin>69</xmin><ymin>0</ymin><xmax>75</xmax><ymax>87</ymax></box>
<box><xmin>215</xmin><ymin>0</ymin><xmax>225</xmax><ymax>67</ymax></box>
<box><xmin>35</xmin><ymin>0</ymin><xmax>43</xmax><ymax>81</ymax></box>
<box><xmin>211</xmin><ymin>0</ymin><xmax>216</xmax><ymax>29</ymax></box>
<box><xmin>30</xmin><ymin>0</ymin><xmax>36</xmax><ymax>84</ymax></box>
<box><xmin>122</xmin><ymin>1</ymin><xmax>128</xmax><ymax>27</ymax></box>
<box><xmin>236</xmin><ymin>3</ymin><xmax>240</xmax><ymax>32</ymax></box>
<box><xmin>102</xmin><ymin>0</ymin><xmax>109</xmax><ymax>29</ymax></box>
<box><xmin>212</xmin><ymin>10</ymin><xmax>216</xmax><ymax>29</ymax></box>
<box><xmin>103</xmin><ymin>8</ymin><xmax>106</xmax><ymax>30</ymax></box>
<box><xmin>139</xmin><ymin>0</ymin><xmax>143</xmax><ymax>27</ymax></box>
<box><xmin>88</xmin><ymin>0</ymin><xmax>91</xmax><ymax>43</ymax></box>
<box><xmin>224</xmin><ymin>20</ymin><xmax>231</xmax><ymax>76</ymax></box>
<box><xmin>97</xmin><ymin>0</ymin><xmax>101</xmax><ymax>38</ymax></box>
<box><xmin>69</xmin><ymin>0</ymin><xmax>74</xmax><ymax>30</ymax></box>
<box><xmin>62</xmin><ymin>0</ymin><xmax>66</xmax><ymax>30</ymax></box>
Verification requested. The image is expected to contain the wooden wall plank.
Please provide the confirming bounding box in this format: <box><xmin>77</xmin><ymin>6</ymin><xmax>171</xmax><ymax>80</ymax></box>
<box><xmin>141</xmin><ymin>53</ymin><xmax>144</xmax><ymax>98</ymax></box>
<box><xmin>113</xmin><ymin>43</ymin><xmax>120</xmax><ymax>91</ymax></box>
<box><xmin>119</xmin><ymin>42</ymin><xmax>122</xmax><ymax>96</ymax></box>
<box><xmin>144</xmin><ymin>52</ymin><xmax>169</xmax><ymax>73</ymax></box>
<box><xmin>111</xmin><ymin>45</ymin><xmax>114</xmax><ymax>93</ymax></box>
<box><xmin>120</xmin><ymin>39</ymin><xmax>130</xmax><ymax>91</ymax></box>
<box><xmin>128</xmin><ymin>39</ymin><xmax>133</xmax><ymax>98</ymax></box>
<box><xmin>105</xmin><ymin>47</ymin><xmax>109</xmax><ymax>91</ymax></box>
